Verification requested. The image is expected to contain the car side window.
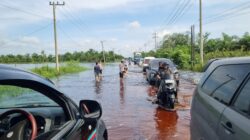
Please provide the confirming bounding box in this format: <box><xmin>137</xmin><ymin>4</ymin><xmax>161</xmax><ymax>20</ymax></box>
<box><xmin>202</xmin><ymin>64</ymin><xmax>250</xmax><ymax>105</ymax></box>
<box><xmin>234</xmin><ymin>78</ymin><xmax>250</xmax><ymax>116</ymax></box>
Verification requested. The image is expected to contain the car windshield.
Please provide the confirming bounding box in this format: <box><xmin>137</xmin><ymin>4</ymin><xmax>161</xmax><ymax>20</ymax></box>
<box><xmin>0</xmin><ymin>85</ymin><xmax>59</xmax><ymax>109</ymax></box>
<box><xmin>144</xmin><ymin>59</ymin><xmax>150</xmax><ymax>64</ymax></box>
<box><xmin>151</xmin><ymin>59</ymin><xmax>174</xmax><ymax>69</ymax></box>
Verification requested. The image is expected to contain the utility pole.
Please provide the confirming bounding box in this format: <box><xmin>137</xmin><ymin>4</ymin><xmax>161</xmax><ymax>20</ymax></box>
<box><xmin>199</xmin><ymin>0</ymin><xmax>204</xmax><ymax>66</ymax></box>
<box><xmin>112</xmin><ymin>48</ymin><xmax>115</xmax><ymax>62</ymax></box>
<box><xmin>100</xmin><ymin>40</ymin><xmax>106</xmax><ymax>64</ymax></box>
<box><xmin>191</xmin><ymin>25</ymin><xmax>195</xmax><ymax>70</ymax></box>
<box><xmin>153</xmin><ymin>32</ymin><xmax>158</xmax><ymax>50</ymax></box>
<box><xmin>50</xmin><ymin>1</ymin><xmax>65</xmax><ymax>73</ymax></box>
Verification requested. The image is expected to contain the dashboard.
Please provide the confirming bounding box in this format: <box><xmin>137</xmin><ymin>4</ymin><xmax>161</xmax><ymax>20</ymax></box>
<box><xmin>0</xmin><ymin>107</ymin><xmax>67</xmax><ymax>138</ymax></box>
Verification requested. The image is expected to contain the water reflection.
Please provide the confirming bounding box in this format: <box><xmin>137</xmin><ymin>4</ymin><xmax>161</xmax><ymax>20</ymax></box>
<box><xmin>95</xmin><ymin>81</ymin><xmax>102</xmax><ymax>94</ymax></box>
<box><xmin>154</xmin><ymin>107</ymin><xmax>178</xmax><ymax>139</ymax></box>
<box><xmin>50</xmin><ymin>64</ymin><xmax>195</xmax><ymax>139</ymax></box>
<box><xmin>119</xmin><ymin>79</ymin><xmax>125</xmax><ymax>104</ymax></box>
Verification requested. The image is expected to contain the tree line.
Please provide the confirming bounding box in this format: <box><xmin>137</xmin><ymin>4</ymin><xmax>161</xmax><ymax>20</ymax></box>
<box><xmin>0</xmin><ymin>49</ymin><xmax>124</xmax><ymax>63</ymax></box>
<box><xmin>142</xmin><ymin>32</ymin><xmax>250</xmax><ymax>70</ymax></box>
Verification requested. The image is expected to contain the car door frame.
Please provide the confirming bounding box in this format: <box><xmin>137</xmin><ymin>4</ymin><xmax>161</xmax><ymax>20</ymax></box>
<box><xmin>217</xmin><ymin>73</ymin><xmax>250</xmax><ymax>140</ymax></box>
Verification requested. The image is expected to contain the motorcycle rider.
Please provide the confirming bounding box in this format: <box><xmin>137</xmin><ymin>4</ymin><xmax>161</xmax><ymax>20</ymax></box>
<box><xmin>153</xmin><ymin>62</ymin><xmax>164</xmax><ymax>91</ymax></box>
<box><xmin>155</xmin><ymin>62</ymin><xmax>173</xmax><ymax>104</ymax></box>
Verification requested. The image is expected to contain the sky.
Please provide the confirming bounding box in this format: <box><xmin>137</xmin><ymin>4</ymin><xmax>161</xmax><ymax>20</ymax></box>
<box><xmin>0</xmin><ymin>0</ymin><xmax>250</xmax><ymax>57</ymax></box>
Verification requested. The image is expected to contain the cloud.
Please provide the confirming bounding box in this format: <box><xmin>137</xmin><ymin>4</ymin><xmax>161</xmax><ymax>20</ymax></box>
<box><xmin>0</xmin><ymin>0</ymin><xmax>144</xmax><ymax>27</ymax></box>
<box><xmin>158</xmin><ymin>30</ymin><xmax>171</xmax><ymax>39</ymax></box>
<box><xmin>110</xmin><ymin>38</ymin><xmax>118</xmax><ymax>42</ymax></box>
<box><xmin>202</xmin><ymin>0</ymin><xmax>247</xmax><ymax>6</ymax></box>
<box><xmin>64</xmin><ymin>0</ymin><xmax>144</xmax><ymax>10</ymax></box>
<box><xmin>0</xmin><ymin>36</ymin><xmax>49</xmax><ymax>55</ymax></box>
<box><xmin>128</xmin><ymin>21</ymin><xmax>141</xmax><ymax>29</ymax></box>
<box><xmin>19</xmin><ymin>36</ymin><xmax>40</xmax><ymax>44</ymax></box>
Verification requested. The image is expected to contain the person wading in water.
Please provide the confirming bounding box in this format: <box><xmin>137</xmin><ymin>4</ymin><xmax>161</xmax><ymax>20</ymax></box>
<box><xmin>94</xmin><ymin>62</ymin><xmax>102</xmax><ymax>82</ymax></box>
<box><xmin>119</xmin><ymin>60</ymin><xmax>125</xmax><ymax>79</ymax></box>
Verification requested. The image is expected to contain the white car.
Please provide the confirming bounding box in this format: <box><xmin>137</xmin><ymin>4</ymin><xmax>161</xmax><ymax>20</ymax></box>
<box><xmin>143</xmin><ymin>57</ymin><xmax>155</xmax><ymax>72</ymax></box>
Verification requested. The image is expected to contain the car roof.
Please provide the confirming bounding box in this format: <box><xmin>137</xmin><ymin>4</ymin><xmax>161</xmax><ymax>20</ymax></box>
<box><xmin>0</xmin><ymin>65</ymin><xmax>56</xmax><ymax>88</ymax></box>
<box><xmin>207</xmin><ymin>57</ymin><xmax>250</xmax><ymax>70</ymax></box>
<box><xmin>144</xmin><ymin>57</ymin><xmax>155</xmax><ymax>59</ymax></box>
<box><xmin>151</xmin><ymin>58</ymin><xmax>172</xmax><ymax>61</ymax></box>
<box><xmin>200</xmin><ymin>57</ymin><xmax>250</xmax><ymax>84</ymax></box>
<box><xmin>150</xmin><ymin>58</ymin><xmax>174</xmax><ymax>65</ymax></box>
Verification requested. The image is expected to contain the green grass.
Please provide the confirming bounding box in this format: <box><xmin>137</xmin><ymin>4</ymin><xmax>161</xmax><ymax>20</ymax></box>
<box><xmin>0</xmin><ymin>85</ymin><xmax>32</xmax><ymax>99</ymax></box>
<box><xmin>31</xmin><ymin>61</ymin><xmax>88</xmax><ymax>78</ymax></box>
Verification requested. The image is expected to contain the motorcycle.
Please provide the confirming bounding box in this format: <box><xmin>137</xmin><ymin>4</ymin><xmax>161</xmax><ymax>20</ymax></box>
<box><xmin>156</xmin><ymin>79</ymin><xmax>177</xmax><ymax>110</ymax></box>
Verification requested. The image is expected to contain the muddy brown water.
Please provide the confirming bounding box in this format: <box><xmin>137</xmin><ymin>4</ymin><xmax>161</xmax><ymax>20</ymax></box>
<box><xmin>53</xmin><ymin>63</ymin><xmax>197</xmax><ymax>140</ymax></box>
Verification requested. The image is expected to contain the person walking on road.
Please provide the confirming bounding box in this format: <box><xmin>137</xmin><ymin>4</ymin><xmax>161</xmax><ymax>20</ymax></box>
<box><xmin>94</xmin><ymin>62</ymin><xmax>102</xmax><ymax>82</ymax></box>
<box><xmin>119</xmin><ymin>60</ymin><xmax>125</xmax><ymax>79</ymax></box>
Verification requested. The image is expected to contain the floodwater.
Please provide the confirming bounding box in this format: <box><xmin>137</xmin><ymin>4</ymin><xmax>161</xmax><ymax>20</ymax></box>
<box><xmin>51</xmin><ymin>63</ymin><xmax>198</xmax><ymax>140</ymax></box>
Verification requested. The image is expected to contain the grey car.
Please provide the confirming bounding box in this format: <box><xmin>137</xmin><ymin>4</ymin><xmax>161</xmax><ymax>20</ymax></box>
<box><xmin>191</xmin><ymin>57</ymin><xmax>250</xmax><ymax>140</ymax></box>
<box><xmin>146</xmin><ymin>58</ymin><xmax>179</xmax><ymax>86</ymax></box>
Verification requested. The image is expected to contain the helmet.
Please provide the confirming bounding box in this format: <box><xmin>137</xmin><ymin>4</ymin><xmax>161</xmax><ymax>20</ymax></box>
<box><xmin>162</xmin><ymin>62</ymin><xmax>169</xmax><ymax>69</ymax></box>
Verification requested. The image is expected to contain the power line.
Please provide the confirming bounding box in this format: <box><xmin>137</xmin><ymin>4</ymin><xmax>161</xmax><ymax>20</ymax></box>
<box><xmin>23</xmin><ymin>23</ymin><xmax>53</xmax><ymax>37</ymax></box>
<box><xmin>167</xmin><ymin>0</ymin><xmax>186</xmax><ymax>25</ymax></box>
<box><xmin>0</xmin><ymin>3</ymin><xmax>50</xmax><ymax>19</ymax></box>
<box><xmin>158</xmin><ymin>0</ymin><xmax>184</xmax><ymax>30</ymax></box>
<box><xmin>146</xmin><ymin>0</ymin><xmax>193</xmax><ymax>52</ymax></box>
<box><xmin>64</xmin><ymin>5</ymin><xmax>92</xmax><ymax>31</ymax></box>
<box><xmin>57</xmin><ymin>24</ymin><xmax>84</xmax><ymax>48</ymax></box>
<box><xmin>168</xmin><ymin>0</ymin><xmax>192</xmax><ymax>25</ymax></box>
<box><xmin>202</xmin><ymin>1</ymin><xmax>250</xmax><ymax>25</ymax></box>
<box><xmin>205</xmin><ymin>1</ymin><xmax>250</xmax><ymax>21</ymax></box>
<box><xmin>172</xmin><ymin>0</ymin><xmax>194</xmax><ymax>25</ymax></box>
<box><xmin>143</xmin><ymin>0</ymin><xmax>185</xmax><ymax>52</ymax></box>
<box><xmin>58</xmin><ymin>8</ymin><xmax>87</xmax><ymax>36</ymax></box>
<box><xmin>204</xmin><ymin>10</ymin><xmax>250</xmax><ymax>25</ymax></box>
<box><xmin>3</xmin><ymin>22</ymin><xmax>53</xmax><ymax>44</ymax></box>
<box><xmin>155</xmin><ymin>0</ymin><xmax>193</xmax><ymax>36</ymax></box>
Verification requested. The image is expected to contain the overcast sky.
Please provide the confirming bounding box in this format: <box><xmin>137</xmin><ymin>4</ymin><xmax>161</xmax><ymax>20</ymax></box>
<box><xmin>0</xmin><ymin>0</ymin><xmax>250</xmax><ymax>56</ymax></box>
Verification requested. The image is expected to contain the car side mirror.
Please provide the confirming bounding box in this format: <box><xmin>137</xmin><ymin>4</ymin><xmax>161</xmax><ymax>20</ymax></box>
<box><xmin>79</xmin><ymin>100</ymin><xmax>102</xmax><ymax>120</ymax></box>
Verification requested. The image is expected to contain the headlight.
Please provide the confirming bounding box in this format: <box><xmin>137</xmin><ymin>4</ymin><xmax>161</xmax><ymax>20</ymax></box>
<box><xmin>165</xmin><ymin>84</ymin><xmax>174</xmax><ymax>89</ymax></box>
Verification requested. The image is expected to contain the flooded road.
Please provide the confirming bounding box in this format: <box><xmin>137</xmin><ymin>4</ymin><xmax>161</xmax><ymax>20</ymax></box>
<box><xmin>53</xmin><ymin>63</ymin><xmax>197</xmax><ymax>140</ymax></box>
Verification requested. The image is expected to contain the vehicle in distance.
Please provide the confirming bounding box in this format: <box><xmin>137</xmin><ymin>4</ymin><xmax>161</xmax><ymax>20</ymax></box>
<box><xmin>191</xmin><ymin>57</ymin><xmax>250</xmax><ymax>140</ymax></box>
<box><xmin>0</xmin><ymin>65</ymin><xmax>107</xmax><ymax>140</ymax></box>
<box><xmin>133</xmin><ymin>52</ymin><xmax>142</xmax><ymax>65</ymax></box>
<box><xmin>146</xmin><ymin>58</ymin><xmax>179</xmax><ymax>85</ymax></box>
<box><xmin>142</xmin><ymin>57</ymin><xmax>155</xmax><ymax>72</ymax></box>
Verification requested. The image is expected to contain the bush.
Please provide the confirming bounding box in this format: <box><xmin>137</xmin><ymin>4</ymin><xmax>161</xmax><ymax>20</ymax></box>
<box><xmin>31</xmin><ymin>61</ymin><xmax>88</xmax><ymax>78</ymax></box>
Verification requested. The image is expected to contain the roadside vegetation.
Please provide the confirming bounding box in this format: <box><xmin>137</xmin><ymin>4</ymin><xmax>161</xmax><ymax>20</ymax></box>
<box><xmin>31</xmin><ymin>61</ymin><xmax>88</xmax><ymax>78</ymax></box>
<box><xmin>0</xmin><ymin>49</ymin><xmax>123</xmax><ymax>63</ymax></box>
<box><xmin>0</xmin><ymin>85</ymin><xmax>32</xmax><ymax>99</ymax></box>
<box><xmin>142</xmin><ymin>32</ymin><xmax>250</xmax><ymax>71</ymax></box>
